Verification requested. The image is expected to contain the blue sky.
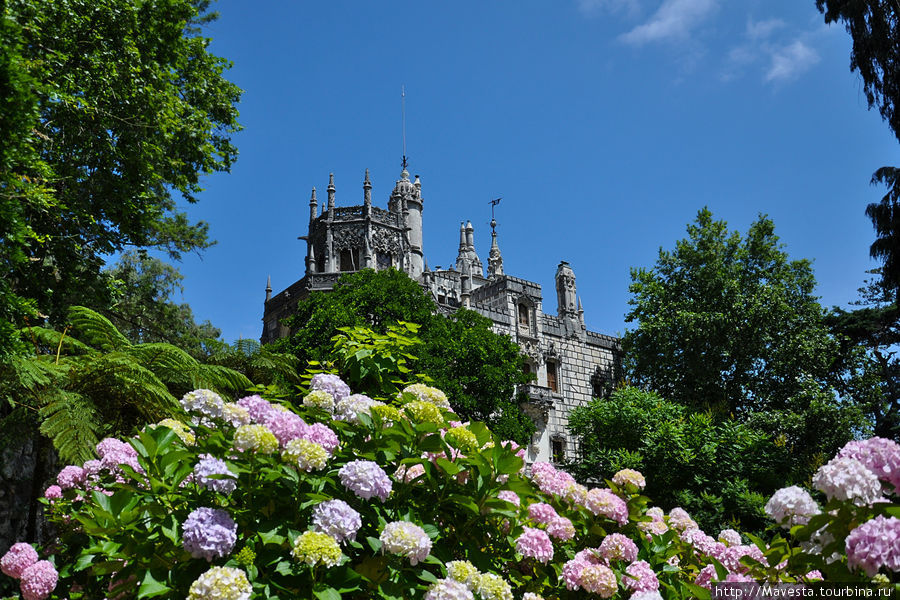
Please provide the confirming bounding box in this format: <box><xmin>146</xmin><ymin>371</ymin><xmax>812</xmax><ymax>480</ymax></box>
<box><xmin>167</xmin><ymin>0</ymin><xmax>899</xmax><ymax>343</ymax></box>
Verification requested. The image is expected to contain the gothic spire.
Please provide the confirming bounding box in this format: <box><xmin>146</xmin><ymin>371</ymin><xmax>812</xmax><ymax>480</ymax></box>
<box><xmin>265</xmin><ymin>275</ymin><xmax>272</xmax><ymax>302</ymax></box>
<box><xmin>363</xmin><ymin>168</ymin><xmax>372</xmax><ymax>206</ymax></box>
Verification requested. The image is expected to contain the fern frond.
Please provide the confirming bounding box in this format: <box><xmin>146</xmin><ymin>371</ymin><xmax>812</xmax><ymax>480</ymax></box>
<box><xmin>68</xmin><ymin>306</ymin><xmax>131</xmax><ymax>352</ymax></box>
<box><xmin>127</xmin><ymin>343</ymin><xmax>199</xmax><ymax>381</ymax></box>
<box><xmin>71</xmin><ymin>353</ymin><xmax>177</xmax><ymax>425</ymax></box>
<box><xmin>249</xmin><ymin>349</ymin><xmax>302</xmax><ymax>383</ymax></box>
<box><xmin>19</xmin><ymin>326</ymin><xmax>94</xmax><ymax>356</ymax></box>
<box><xmin>1</xmin><ymin>355</ymin><xmax>68</xmax><ymax>395</ymax></box>
<box><xmin>194</xmin><ymin>364</ymin><xmax>253</xmax><ymax>395</ymax></box>
<box><xmin>38</xmin><ymin>390</ymin><xmax>100</xmax><ymax>464</ymax></box>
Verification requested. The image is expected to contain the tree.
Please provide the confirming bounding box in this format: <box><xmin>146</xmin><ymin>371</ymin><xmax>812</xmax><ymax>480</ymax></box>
<box><xmin>827</xmin><ymin>272</ymin><xmax>900</xmax><ymax>440</ymax></box>
<box><xmin>815</xmin><ymin>2</ymin><xmax>900</xmax><ymax>301</ymax></box>
<box><xmin>568</xmin><ymin>387</ymin><xmax>792</xmax><ymax>535</ymax></box>
<box><xmin>277</xmin><ymin>269</ymin><xmax>534</xmax><ymax>443</ymax></box>
<box><xmin>101</xmin><ymin>251</ymin><xmax>222</xmax><ymax>359</ymax></box>
<box><xmin>0</xmin><ymin>0</ymin><xmax>241</xmax><ymax>337</ymax></box>
<box><xmin>622</xmin><ymin>210</ymin><xmax>870</xmax><ymax>487</ymax></box>
<box><xmin>624</xmin><ymin>208</ymin><xmax>839</xmax><ymax>415</ymax></box>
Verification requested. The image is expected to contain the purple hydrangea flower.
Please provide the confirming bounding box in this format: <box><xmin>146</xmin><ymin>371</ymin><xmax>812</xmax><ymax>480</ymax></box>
<box><xmin>96</xmin><ymin>438</ymin><xmax>141</xmax><ymax>475</ymax></box>
<box><xmin>339</xmin><ymin>460</ymin><xmax>392</xmax><ymax>501</ymax></box>
<box><xmin>19</xmin><ymin>560</ymin><xmax>57</xmax><ymax>600</ymax></box>
<box><xmin>312</xmin><ymin>499</ymin><xmax>362</xmax><ymax>543</ymax></box>
<box><xmin>237</xmin><ymin>395</ymin><xmax>278</xmax><ymax>423</ymax></box>
<box><xmin>310</xmin><ymin>374</ymin><xmax>351</xmax><ymax>402</ymax></box>
<box><xmin>1</xmin><ymin>543</ymin><xmax>39</xmax><ymax>578</ymax></box>
<box><xmin>262</xmin><ymin>410</ymin><xmax>307</xmax><ymax>446</ymax></box>
<box><xmin>43</xmin><ymin>486</ymin><xmax>62</xmax><ymax>500</ymax></box>
<box><xmin>193</xmin><ymin>454</ymin><xmax>237</xmax><ymax>495</ymax></box>
<box><xmin>182</xmin><ymin>507</ymin><xmax>237</xmax><ymax>561</ymax></box>
<box><xmin>846</xmin><ymin>515</ymin><xmax>900</xmax><ymax>577</ymax></box>
<box><xmin>56</xmin><ymin>465</ymin><xmax>85</xmax><ymax>490</ymax></box>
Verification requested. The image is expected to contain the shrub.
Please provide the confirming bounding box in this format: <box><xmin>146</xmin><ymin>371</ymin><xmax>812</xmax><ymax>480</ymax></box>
<box><xmin>2</xmin><ymin>377</ymin><xmax>874</xmax><ymax>599</ymax></box>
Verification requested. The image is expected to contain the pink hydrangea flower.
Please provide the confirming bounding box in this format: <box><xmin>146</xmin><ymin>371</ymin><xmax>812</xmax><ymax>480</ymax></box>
<box><xmin>584</xmin><ymin>488</ymin><xmax>628</xmax><ymax>525</ymax></box>
<box><xmin>612</xmin><ymin>468</ymin><xmax>646</xmax><ymax>490</ymax></box>
<box><xmin>19</xmin><ymin>560</ymin><xmax>58</xmax><ymax>600</ymax></box>
<box><xmin>579</xmin><ymin>563</ymin><xmax>618</xmax><ymax>597</ymax></box>
<box><xmin>845</xmin><ymin>515</ymin><xmax>900</xmax><ymax>577</ymax></box>
<box><xmin>695</xmin><ymin>564</ymin><xmax>717</xmax><ymax>589</ymax></box>
<box><xmin>718</xmin><ymin>528</ymin><xmax>742</xmax><ymax>547</ymax></box>
<box><xmin>497</xmin><ymin>490</ymin><xmax>520</xmax><ymax>506</ymax></box>
<box><xmin>1</xmin><ymin>543</ymin><xmax>39</xmax><ymax>578</ymax></box>
<box><xmin>527</xmin><ymin>502</ymin><xmax>558</xmax><ymax>525</ymax></box>
<box><xmin>515</xmin><ymin>527</ymin><xmax>554</xmax><ymax>563</ymax></box>
<box><xmin>722</xmin><ymin>544</ymin><xmax>767</xmax><ymax>574</ymax></box>
<box><xmin>813</xmin><ymin>456</ymin><xmax>882</xmax><ymax>506</ymax></box>
<box><xmin>838</xmin><ymin>437</ymin><xmax>900</xmax><ymax>494</ymax></box>
<box><xmin>562</xmin><ymin>558</ymin><xmax>592</xmax><ymax>590</ymax></box>
<box><xmin>43</xmin><ymin>485</ymin><xmax>62</xmax><ymax>500</ymax></box>
<box><xmin>667</xmin><ymin>507</ymin><xmax>697</xmax><ymax>531</ymax></box>
<box><xmin>622</xmin><ymin>560</ymin><xmax>659</xmax><ymax>593</ymax></box>
<box><xmin>599</xmin><ymin>533</ymin><xmax>638</xmax><ymax>563</ymax></box>
<box><xmin>547</xmin><ymin>516</ymin><xmax>576</xmax><ymax>541</ymax></box>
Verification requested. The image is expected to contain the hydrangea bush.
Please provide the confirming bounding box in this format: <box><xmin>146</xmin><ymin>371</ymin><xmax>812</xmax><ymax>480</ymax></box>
<box><xmin>3</xmin><ymin>379</ymin><xmax>898</xmax><ymax>599</ymax></box>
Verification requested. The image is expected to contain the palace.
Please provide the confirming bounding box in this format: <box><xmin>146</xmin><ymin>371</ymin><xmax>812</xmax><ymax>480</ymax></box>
<box><xmin>261</xmin><ymin>167</ymin><xmax>620</xmax><ymax>464</ymax></box>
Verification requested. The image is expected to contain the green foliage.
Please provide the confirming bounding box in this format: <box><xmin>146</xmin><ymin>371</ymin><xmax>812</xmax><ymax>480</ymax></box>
<box><xmin>279</xmin><ymin>269</ymin><xmax>533</xmax><ymax>443</ymax></box>
<box><xmin>328</xmin><ymin>322</ymin><xmax>423</xmax><ymax>398</ymax></box>
<box><xmin>0</xmin><ymin>306</ymin><xmax>251</xmax><ymax>464</ymax></box>
<box><xmin>568</xmin><ymin>386</ymin><xmax>788</xmax><ymax>535</ymax></box>
<box><xmin>0</xmin><ymin>0</ymin><xmax>241</xmax><ymax>334</ymax></box>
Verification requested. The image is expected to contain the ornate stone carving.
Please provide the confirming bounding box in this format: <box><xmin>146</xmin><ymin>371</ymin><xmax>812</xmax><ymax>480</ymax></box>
<box><xmin>333</xmin><ymin>226</ymin><xmax>364</xmax><ymax>250</ymax></box>
<box><xmin>372</xmin><ymin>228</ymin><xmax>401</xmax><ymax>254</ymax></box>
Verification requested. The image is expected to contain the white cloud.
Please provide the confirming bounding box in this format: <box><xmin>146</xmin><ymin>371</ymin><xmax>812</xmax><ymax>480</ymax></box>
<box><xmin>746</xmin><ymin>17</ymin><xmax>785</xmax><ymax>40</ymax></box>
<box><xmin>619</xmin><ymin>0</ymin><xmax>719</xmax><ymax>45</ymax></box>
<box><xmin>764</xmin><ymin>40</ymin><xmax>820</xmax><ymax>82</ymax></box>
<box><xmin>577</xmin><ymin>0</ymin><xmax>641</xmax><ymax>17</ymax></box>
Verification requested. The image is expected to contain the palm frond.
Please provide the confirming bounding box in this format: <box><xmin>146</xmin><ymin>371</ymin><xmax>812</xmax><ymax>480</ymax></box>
<box><xmin>38</xmin><ymin>389</ymin><xmax>100</xmax><ymax>464</ymax></box>
<box><xmin>68</xmin><ymin>306</ymin><xmax>132</xmax><ymax>352</ymax></box>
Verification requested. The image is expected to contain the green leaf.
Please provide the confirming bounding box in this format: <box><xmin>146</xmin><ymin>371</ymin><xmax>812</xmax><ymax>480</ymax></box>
<box><xmin>137</xmin><ymin>570</ymin><xmax>171</xmax><ymax>598</ymax></box>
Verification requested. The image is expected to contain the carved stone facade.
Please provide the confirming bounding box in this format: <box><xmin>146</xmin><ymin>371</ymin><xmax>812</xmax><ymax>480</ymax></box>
<box><xmin>262</xmin><ymin>168</ymin><xmax>621</xmax><ymax>464</ymax></box>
